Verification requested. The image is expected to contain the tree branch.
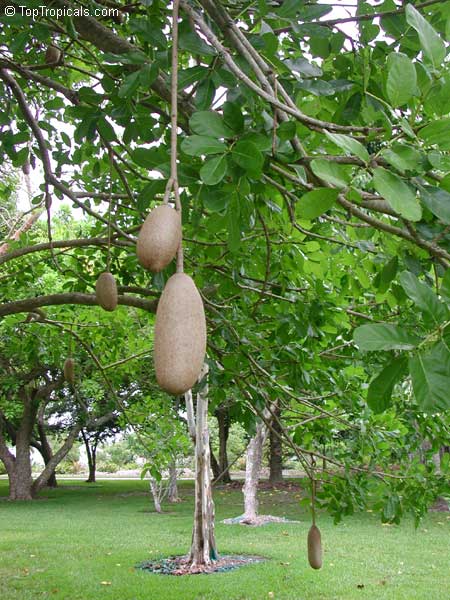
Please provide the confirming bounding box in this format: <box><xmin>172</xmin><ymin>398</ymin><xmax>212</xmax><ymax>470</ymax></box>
<box><xmin>0</xmin><ymin>293</ymin><xmax>158</xmax><ymax>317</ymax></box>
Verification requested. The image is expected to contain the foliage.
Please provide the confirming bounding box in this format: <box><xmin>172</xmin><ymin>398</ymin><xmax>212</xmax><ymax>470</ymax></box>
<box><xmin>0</xmin><ymin>0</ymin><xmax>449</xmax><ymax>519</ymax></box>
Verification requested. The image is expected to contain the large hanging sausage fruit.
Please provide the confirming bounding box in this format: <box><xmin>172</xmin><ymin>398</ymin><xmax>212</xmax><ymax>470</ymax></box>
<box><xmin>136</xmin><ymin>205</ymin><xmax>181</xmax><ymax>273</ymax></box>
<box><xmin>154</xmin><ymin>273</ymin><xmax>206</xmax><ymax>395</ymax></box>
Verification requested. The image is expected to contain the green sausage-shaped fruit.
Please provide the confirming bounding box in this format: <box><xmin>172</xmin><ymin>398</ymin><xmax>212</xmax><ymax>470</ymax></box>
<box><xmin>95</xmin><ymin>272</ymin><xmax>118</xmax><ymax>312</ymax></box>
<box><xmin>307</xmin><ymin>524</ymin><xmax>322</xmax><ymax>570</ymax></box>
<box><xmin>136</xmin><ymin>205</ymin><xmax>181</xmax><ymax>273</ymax></box>
<box><xmin>154</xmin><ymin>273</ymin><xmax>206</xmax><ymax>395</ymax></box>
<box><xmin>64</xmin><ymin>358</ymin><xmax>75</xmax><ymax>384</ymax></box>
<box><xmin>45</xmin><ymin>45</ymin><xmax>62</xmax><ymax>65</ymax></box>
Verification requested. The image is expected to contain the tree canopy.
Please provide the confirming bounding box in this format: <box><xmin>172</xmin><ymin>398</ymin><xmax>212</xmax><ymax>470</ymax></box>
<box><xmin>0</xmin><ymin>0</ymin><xmax>449</xmax><ymax>519</ymax></box>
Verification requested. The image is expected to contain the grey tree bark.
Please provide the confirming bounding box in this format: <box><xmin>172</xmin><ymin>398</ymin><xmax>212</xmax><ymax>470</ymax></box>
<box><xmin>185</xmin><ymin>365</ymin><xmax>218</xmax><ymax>569</ymax></box>
<box><xmin>215</xmin><ymin>405</ymin><xmax>232</xmax><ymax>483</ymax></box>
<box><xmin>242</xmin><ymin>421</ymin><xmax>268</xmax><ymax>522</ymax></box>
<box><xmin>167</xmin><ymin>460</ymin><xmax>179</xmax><ymax>503</ymax></box>
<box><xmin>36</xmin><ymin>408</ymin><xmax>57</xmax><ymax>488</ymax></box>
<box><xmin>268</xmin><ymin>401</ymin><xmax>283</xmax><ymax>485</ymax></box>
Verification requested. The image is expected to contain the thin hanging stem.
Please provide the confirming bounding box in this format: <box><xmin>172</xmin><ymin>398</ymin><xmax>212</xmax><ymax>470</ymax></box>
<box><xmin>311</xmin><ymin>457</ymin><xmax>316</xmax><ymax>526</ymax></box>
<box><xmin>106</xmin><ymin>149</ymin><xmax>114</xmax><ymax>272</ymax></box>
<box><xmin>168</xmin><ymin>0</ymin><xmax>184</xmax><ymax>273</ymax></box>
<box><xmin>170</xmin><ymin>0</ymin><xmax>180</xmax><ymax>189</ymax></box>
<box><xmin>68</xmin><ymin>325</ymin><xmax>73</xmax><ymax>358</ymax></box>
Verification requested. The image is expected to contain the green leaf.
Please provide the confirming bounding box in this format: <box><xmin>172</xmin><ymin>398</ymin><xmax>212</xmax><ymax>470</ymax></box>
<box><xmin>139</xmin><ymin>63</ymin><xmax>159</xmax><ymax>88</ymax></box>
<box><xmin>405</xmin><ymin>4</ymin><xmax>446</xmax><ymax>69</ymax></box>
<box><xmin>200</xmin><ymin>155</ymin><xmax>228</xmax><ymax>186</ymax></box>
<box><xmin>189</xmin><ymin>112</ymin><xmax>233</xmax><ymax>138</ymax></box>
<box><xmin>227</xmin><ymin>195</ymin><xmax>241</xmax><ymax>252</ymax></box>
<box><xmin>223</xmin><ymin>101</ymin><xmax>244</xmax><ymax>134</ymax></box>
<box><xmin>277</xmin><ymin>121</ymin><xmax>297</xmax><ymax>141</ymax></box>
<box><xmin>11</xmin><ymin>147</ymin><xmax>29</xmax><ymax>168</ymax></box>
<box><xmin>324</xmin><ymin>131</ymin><xmax>369</xmax><ymax>163</ymax></box>
<box><xmin>399</xmin><ymin>271</ymin><xmax>449</xmax><ymax>323</ymax></box>
<box><xmin>178</xmin><ymin>66</ymin><xmax>208</xmax><ymax>89</ymax></box>
<box><xmin>195</xmin><ymin>78</ymin><xmax>215</xmax><ymax>110</ymax></box>
<box><xmin>377</xmin><ymin>256</ymin><xmax>399</xmax><ymax>294</ymax></box>
<box><xmin>428</xmin><ymin>150</ymin><xmax>450</xmax><ymax>171</ymax></box>
<box><xmin>276</xmin><ymin>0</ymin><xmax>299</xmax><ymax>18</ymax></box>
<box><xmin>380</xmin><ymin>145</ymin><xmax>423</xmax><ymax>174</ymax></box>
<box><xmin>284</xmin><ymin>57</ymin><xmax>322</xmax><ymax>77</ymax></box>
<box><xmin>179</xmin><ymin>30</ymin><xmax>216</xmax><ymax>56</ymax></box>
<box><xmin>96</xmin><ymin>116</ymin><xmax>117</xmax><ymax>142</ymax></box>
<box><xmin>441</xmin><ymin>269</ymin><xmax>450</xmax><ymax>304</ymax></box>
<box><xmin>420</xmin><ymin>186</ymin><xmax>450</xmax><ymax>224</ymax></box>
<box><xmin>409</xmin><ymin>343</ymin><xmax>450</xmax><ymax>412</ymax></box>
<box><xmin>298</xmin><ymin>188</ymin><xmax>339</xmax><ymax>219</ymax></box>
<box><xmin>354</xmin><ymin>323</ymin><xmax>420</xmax><ymax>351</ymax></box>
<box><xmin>118</xmin><ymin>70</ymin><xmax>141</xmax><ymax>98</ymax></box>
<box><xmin>181</xmin><ymin>135</ymin><xmax>226</xmax><ymax>156</ymax></box>
<box><xmin>372</xmin><ymin>167</ymin><xmax>422</xmax><ymax>221</ymax></box>
<box><xmin>310</xmin><ymin>159</ymin><xmax>350</xmax><ymax>188</ymax></box>
<box><xmin>367</xmin><ymin>357</ymin><xmax>407</xmax><ymax>413</ymax></box>
<box><xmin>419</xmin><ymin>118</ymin><xmax>450</xmax><ymax>150</ymax></box>
<box><xmin>386</xmin><ymin>52</ymin><xmax>417</xmax><ymax>107</ymax></box>
<box><xmin>231</xmin><ymin>140</ymin><xmax>264</xmax><ymax>178</ymax></box>
<box><xmin>131</xmin><ymin>147</ymin><xmax>166</xmax><ymax>168</ymax></box>
<box><xmin>200</xmin><ymin>187</ymin><xmax>229</xmax><ymax>212</ymax></box>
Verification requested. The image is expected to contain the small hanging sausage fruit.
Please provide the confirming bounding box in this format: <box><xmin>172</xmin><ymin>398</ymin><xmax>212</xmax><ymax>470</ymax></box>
<box><xmin>22</xmin><ymin>160</ymin><xmax>30</xmax><ymax>175</ymax></box>
<box><xmin>154</xmin><ymin>273</ymin><xmax>206</xmax><ymax>395</ymax></box>
<box><xmin>95</xmin><ymin>272</ymin><xmax>118</xmax><ymax>312</ymax></box>
<box><xmin>64</xmin><ymin>358</ymin><xmax>75</xmax><ymax>384</ymax></box>
<box><xmin>307</xmin><ymin>524</ymin><xmax>323</xmax><ymax>570</ymax></box>
<box><xmin>136</xmin><ymin>205</ymin><xmax>181</xmax><ymax>272</ymax></box>
<box><xmin>45</xmin><ymin>45</ymin><xmax>62</xmax><ymax>66</ymax></box>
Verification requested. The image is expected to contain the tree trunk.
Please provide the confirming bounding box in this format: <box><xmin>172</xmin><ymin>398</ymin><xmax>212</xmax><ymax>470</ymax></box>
<box><xmin>10</xmin><ymin>432</ymin><xmax>33</xmax><ymax>500</ymax></box>
<box><xmin>168</xmin><ymin>460</ymin><xmax>179</xmax><ymax>503</ymax></box>
<box><xmin>216</xmin><ymin>405</ymin><xmax>231</xmax><ymax>483</ymax></box>
<box><xmin>242</xmin><ymin>421</ymin><xmax>268</xmax><ymax>522</ymax></box>
<box><xmin>269</xmin><ymin>402</ymin><xmax>283</xmax><ymax>485</ymax></box>
<box><xmin>8</xmin><ymin>393</ymin><xmax>38</xmax><ymax>500</ymax></box>
<box><xmin>149</xmin><ymin>478</ymin><xmax>162</xmax><ymax>513</ymax></box>
<box><xmin>186</xmin><ymin>366</ymin><xmax>218</xmax><ymax>570</ymax></box>
<box><xmin>209</xmin><ymin>443</ymin><xmax>221</xmax><ymax>481</ymax></box>
<box><xmin>82</xmin><ymin>429</ymin><xmax>97</xmax><ymax>483</ymax></box>
<box><xmin>32</xmin><ymin>422</ymin><xmax>83</xmax><ymax>495</ymax></box>
<box><xmin>36</xmin><ymin>420</ymin><xmax>57</xmax><ymax>488</ymax></box>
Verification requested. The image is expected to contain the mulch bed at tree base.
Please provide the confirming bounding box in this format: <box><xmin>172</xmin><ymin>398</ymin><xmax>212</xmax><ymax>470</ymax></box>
<box><xmin>430</xmin><ymin>496</ymin><xmax>450</xmax><ymax>512</ymax></box>
<box><xmin>137</xmin><ymin>554</ymin><xmax>266</xmax><ymax>575</ymax></box>
<box><xmin>222</xmin><ymin>515</ymin><xmax>300</xmax><ymax>526</ymax></box>
<box><xmin>216</xmin><ymin>480</ymin><xmax>304</xmax><ymax>492</ymax></box>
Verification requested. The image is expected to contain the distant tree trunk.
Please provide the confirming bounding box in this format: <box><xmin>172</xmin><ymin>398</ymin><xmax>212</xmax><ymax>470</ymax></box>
<box><xmin>186</xmin><ymin>366</ymin><xmax>218</xmax><ymax>570</ymax></box>
<box><xmin>81</xmin><ymin>429</ymin><xmax>98</xmax><ymax>483</ymax></box>
<box><xmin>36</xmin><ymin>415</ymin><xmax>57</xmax><ymax>488</ymax></box>
<box><xmin>432</xmin><ymin>451</ymin><xmax>441</xmax><ymax>472</ymax></box>
<box><xmin>149</xmin><ymin>478</ymin><xmax>162</xmax><ymax>513</ymax></box>
<box><xmin>242</xmin><ymin>421</ymin><xmax>268</xmax><ymax>523</ymax></box>
<box><xmin>209</xmin><ymin>442</ymin><xmax>221</xmax><ymax>481</ymax></box>
<box><xmin>269</xmin><ymin>402</ymin><xmax>283</xmax><ymax>485</ymax></box>
<box><xmin>167</xmin><ymin>460</ymin><xmax>179</xmax><ymax>503</ymax></box>
<box><xmin>215</xmin><ymin>405</ymin><xmax>231</xmax><ymax>483</ymax></box>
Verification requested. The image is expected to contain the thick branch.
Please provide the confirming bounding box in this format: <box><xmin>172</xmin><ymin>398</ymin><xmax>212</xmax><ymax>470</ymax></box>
<box><xmin>180</xmin><ymin>0</ymin><xmax>375</xmax><ymax>135</ymax></box>
<box><xmin>0</xmin><ymin>236</ymin><xmax>132</xmax><ymax>265</ymax></box>
<box><xmin>0</xmin><ymin>59</ymin><xmax>79</xmax><ymax>104</ymax></box>
<box><xmin>0</xmin><ymin>293</ymin><xmax>158</xmax><ymax>317</ymax></box>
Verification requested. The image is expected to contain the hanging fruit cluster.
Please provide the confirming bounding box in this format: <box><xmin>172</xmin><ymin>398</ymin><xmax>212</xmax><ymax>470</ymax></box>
<box><xmin>136</xmin><ymin>0</ymin><xmax>206</xmax><ymax>396</ymax></box>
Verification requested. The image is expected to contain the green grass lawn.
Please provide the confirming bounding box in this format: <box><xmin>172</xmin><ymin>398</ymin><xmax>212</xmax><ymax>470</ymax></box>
<box><xmin>0</xmin><ymin>479</ymin><xmax>449</xmax><ymax>600</ymax></box>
